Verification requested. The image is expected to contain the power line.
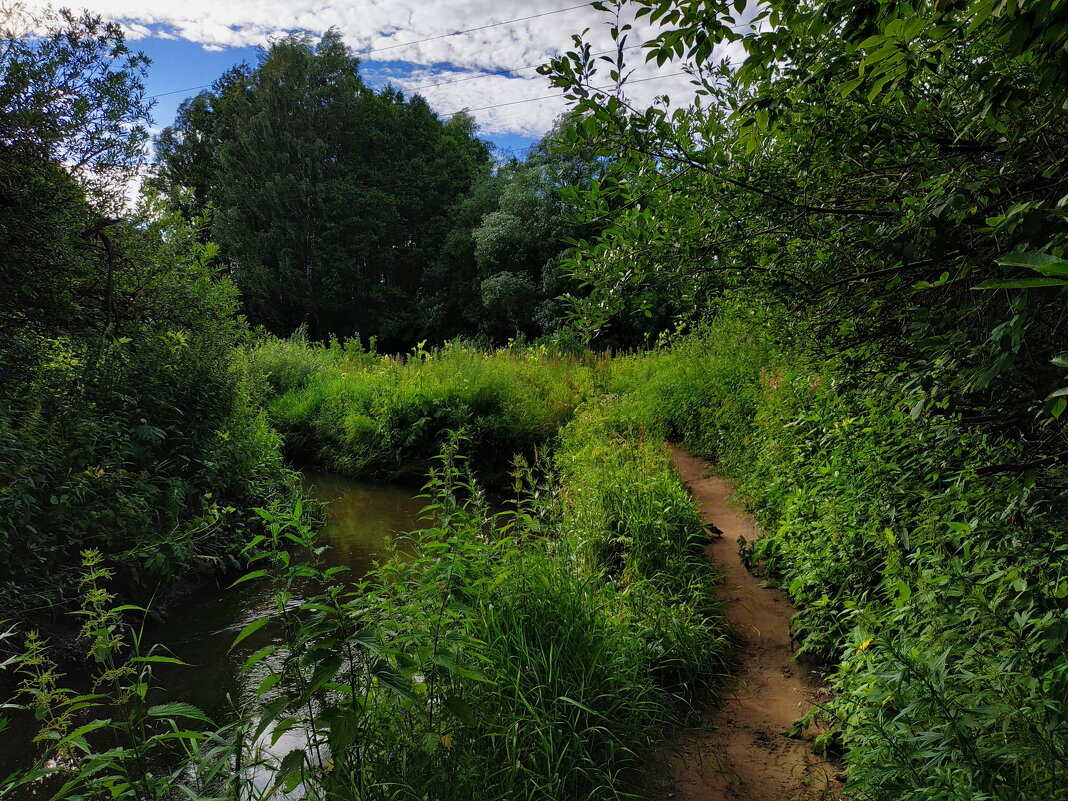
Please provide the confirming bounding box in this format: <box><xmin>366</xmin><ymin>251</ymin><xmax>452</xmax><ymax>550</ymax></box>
<box><xmin>407</xmin><ymin>45</ymin><xmax>642</xmax><ymax>92</ymax></box>
<box><xmin>150</xmin><ymin>15</ymin><xmax>759</xmax><ymax>106</ymax></box>
<box><xmin>443</xmin><ymin>70</ymin><xmax>690</xmax><ymax>115</ymax></box>
<box><xmin>364</xmin><ymin>3</ymin><xmax>590</xmax><ymax>57</ymax></box>
<box><xmin>148</xmin><ymin>3</ymin><xmax>590</xmax><ymax>101</ymax></box>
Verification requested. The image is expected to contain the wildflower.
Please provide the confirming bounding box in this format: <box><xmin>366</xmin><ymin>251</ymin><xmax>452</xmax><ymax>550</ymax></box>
<box><xmin>811</xmin><ymin>377</ymin><xmax>821</xmax><ymax>387</ymax></box>
<box><xmin>857</xmin><ymin>638</ymin><xmax>873</xmax><ymax>653</ymax></box>
<box><xmin>769</xmin><ymin>380</ymin><xmax>780</xmax><ymax>389</ymax></box>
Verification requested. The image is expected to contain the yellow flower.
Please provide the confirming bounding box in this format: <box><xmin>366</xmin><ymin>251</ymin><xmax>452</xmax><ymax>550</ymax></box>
<box><xmin>857</xmin><ymin>638</ymin><xmax>873</xmax><ymax>653</ymax></box>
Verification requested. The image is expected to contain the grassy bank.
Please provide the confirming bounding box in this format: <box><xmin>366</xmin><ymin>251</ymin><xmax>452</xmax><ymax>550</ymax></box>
<box><xmin>4</xmin><ymin>374</ymin><xmax>731</xmax><ymax>800</ymax></box>
<box><xmin>281</xmin><ymin>421</ymin><xmax>730</xmax><ymax>800</ymax></box>
<box><xmin>245</xmin><ymin>335</ymin><xmax>594</xmax><ymax>480</ymax></box>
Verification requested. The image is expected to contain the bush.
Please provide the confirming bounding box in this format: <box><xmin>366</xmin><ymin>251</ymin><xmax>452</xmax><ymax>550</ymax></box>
<box><xmin>245</xmin><ymin>337</ymin><xmax>593</xmax><ymax>479</ymax></box>
<box><xmin>606</xmin><ymin>311</ymin><xmax>1068</xmax><ymax>801</ymax></box>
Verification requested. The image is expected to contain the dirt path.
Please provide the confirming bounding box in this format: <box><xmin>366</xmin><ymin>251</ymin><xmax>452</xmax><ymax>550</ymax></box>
<box><xmin>644</xmin><ymin>446</ymin><xmax>839</xmax><ymax>801</ymax></box>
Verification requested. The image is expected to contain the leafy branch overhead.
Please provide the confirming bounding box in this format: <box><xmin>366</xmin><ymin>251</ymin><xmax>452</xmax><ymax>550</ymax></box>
<box><xmin>541</xmin><ymin>0</ymin><xmax>1068</xmax><ymax>438</ymax></box>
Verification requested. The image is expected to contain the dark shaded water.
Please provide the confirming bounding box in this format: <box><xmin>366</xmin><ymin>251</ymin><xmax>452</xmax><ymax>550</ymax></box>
<box><xmin>0</xmin><ymin>473</ymin><xmax>425</xmax><ymax>784</ymax></box>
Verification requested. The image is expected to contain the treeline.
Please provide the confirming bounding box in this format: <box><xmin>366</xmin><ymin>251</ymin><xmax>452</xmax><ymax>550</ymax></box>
<box><xmin>152</xmin><ymin>31</ymin><xmax>598</xmax><ymax>348</ymax></box>
<box><xmin>0</xmin><ymin>9</ymin><xmax>298</xmax><ymax>617</ymax></box>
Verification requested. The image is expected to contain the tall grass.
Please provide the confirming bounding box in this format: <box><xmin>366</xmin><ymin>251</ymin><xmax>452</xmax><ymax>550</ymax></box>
<box><xmin>4</xmin><ymin>421</ymin><xmax>731</xmax><ymax>800</ymax></box>
<box><xmin>244</xmin><ymin>335</ymin><xmax>594</xmax><ymax>480</ymax></box>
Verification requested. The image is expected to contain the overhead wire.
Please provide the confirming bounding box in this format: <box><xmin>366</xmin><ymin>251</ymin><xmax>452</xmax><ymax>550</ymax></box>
<box><xmin>443</xmin><ymin>70</ymin><xmax>690</xmax><ymax>115</ymax></box>
<box><xmin>406</xmin><ymin>45</ymin><xmax>642</xmax><ymax>92</ymax></box>
<box><xmin>363</xmin><ymin>3</ymin><xmax>590</xmax><ymax>57</ymax></box>
<box><xmin>147</xmin><ymin>3</ymin><xmax>591</xmax><ymax>100</ymax></box>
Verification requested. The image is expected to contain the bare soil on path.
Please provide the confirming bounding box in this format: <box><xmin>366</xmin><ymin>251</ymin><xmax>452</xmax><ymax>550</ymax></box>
<box><xmin>642</xmin><ymin>446</ymin><xmax>840</xmax><ymax>801</ymax></box>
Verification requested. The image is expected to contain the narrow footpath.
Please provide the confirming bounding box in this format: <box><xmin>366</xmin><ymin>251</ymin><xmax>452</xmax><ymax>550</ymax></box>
<box><xmin>645</xmin><ymin>447</ymin><xmax>840</xmax><ymax>801</ymax></box>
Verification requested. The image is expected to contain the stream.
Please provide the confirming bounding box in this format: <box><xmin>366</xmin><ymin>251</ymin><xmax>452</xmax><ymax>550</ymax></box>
<box><xmin>0</xmin><ymin>472</ymin><xmax>426</xmax><ymax>786</ymax></box>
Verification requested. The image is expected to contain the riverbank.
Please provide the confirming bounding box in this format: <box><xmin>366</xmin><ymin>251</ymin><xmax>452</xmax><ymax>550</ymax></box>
<box><xmin>2</xmin><ymin>406</ymin><xmax>733</xmax><ymax>800</ymax></box>
<box><xmin>0</xmin><ymin>474</ymin><xmax>425</xmax><ymax>781</ymax></box>
<box><xmin>5</xmin><ymin>322</ymin><xmax>1065</xmax><ymax>800</ymax></box>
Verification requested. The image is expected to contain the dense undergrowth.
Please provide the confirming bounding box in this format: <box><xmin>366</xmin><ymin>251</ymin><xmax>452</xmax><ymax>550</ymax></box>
<box><xmin>244</xmin><ymin>334</ymin><xmax>594</xmax><ymax>480</ymax></box>
<box><xmin>0</xmin><ymin>206</ymin><xmax>303</xmax><ymax>627</ymax></box>
<box><xmin>7</xmin><ymin>325</ymin><xmax>1067</xmax><ymax>799</ymax></box>
<box><xmin>608</xmin><ymin>313</ymin><xmax>1068</xmax><ymax>801</ymax></box>
<box><xmin>232</xmin><ymin>325</ymin><xmax>1068</xmax><ymax>799</ymax></box>
<box><xmin>2</xmin><ymin>387</ymin><xmax>730</xmax><ymax>800</ymax></box>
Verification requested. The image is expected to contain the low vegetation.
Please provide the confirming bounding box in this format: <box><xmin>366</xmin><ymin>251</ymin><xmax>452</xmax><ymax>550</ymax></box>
<box><xmin>3</xmin><ymin>411</ymin><xmax>730</xmax><ymax>800</ymax></box>
<box><xmin>608</xmin><ymin>312</ymin><xmax>1068</xmax><ymax>801</ymax></box>
<box><xmin>244</xmin><ymin>335</ymin><xmax>594</xmax><ymax>479</ymax></box>
<box><xmin>4</xmin><ymin>0</ymin><xmax>1067</xmax><ymax>799</ymax></box>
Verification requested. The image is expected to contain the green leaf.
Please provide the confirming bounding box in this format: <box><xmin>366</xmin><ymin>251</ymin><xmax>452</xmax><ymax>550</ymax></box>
<box><xmin>130</xmin><ymin>655</ymin><xmax>190</xmax><ymax>667</ymax></box>
<box><xmin>443</xmin><ymin>695</ymin><xmax>477</xmax><ymax>727</ymax></box>
<box><xmin>253</xmin><ymin>698</ymin><xmax>290</xmax><ymax>744</ymax></box>
<box><xmin>1034</xmin><ymin>263</ymin><xmax>1068</xmax><ymax>277</ymax></box>
<box><xmin>369</xmin><ymin>659</ymin><xmax>418</xmax><ymax>702</ymax></box>
<box><xmin>307</xmin><ymin>656</ymin><xmax>343</xmax><ymax>694</ymax></box>
<box><xmin>974</xmin><ymin>278</ymin><xmax>1068</xmax><ymax>289</ymax></box>
<box><xmin>257</xmin><ymin>673</ymin><xmax>282</xmax><ymax>697</ymax></box>
<box><xmin>229</xmin><ymin>570</ymin><xmax>267</xmax><ymax>588</ymax></box>
<box><xmin>55</xmin><ymin>719</ymin><xmax>112</xmax><ymax>748</ymax></box>
<box><xmin>147</xmin><ymin>702</ymin><xmax>212</xmax><ymax>723</ymax></box>
<box><xmin>557</xmin><ymin>696</ymin><xmax>598</xmax><ymax>715</ymax></box>
<box><xmin>241</xmin><ymin>645</ymin><xmax>279</xmax><ymax>675</ymax></box>
<box><xmin>840</xmin><ymin>76</ymin><xmax>864</xmax><ymax>97</ymax></box>
<box><xmin>229</xmin><ymin>617</ymin><xmax>269</xmax><ymax>652</ymax></box>
<box><xmin>277</xmin><ymin>748</ymin><xmax>306</xmax><ymax>781</ymax></box>
<box><xmin>270</xmin><ymin>717</ymin><xmax>301</xmax><ymax>747</ymax></box>
<box><xmin>996</xmin><ymin>252</ymin><xmax>1068</xmax><ymax>275</ymax></box>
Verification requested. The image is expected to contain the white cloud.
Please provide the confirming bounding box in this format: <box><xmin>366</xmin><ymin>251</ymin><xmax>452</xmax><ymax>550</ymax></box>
<box><xmin>22</xmin><ymin>0</ymin><xmax>757</xmax><ymax>138</ymax></box>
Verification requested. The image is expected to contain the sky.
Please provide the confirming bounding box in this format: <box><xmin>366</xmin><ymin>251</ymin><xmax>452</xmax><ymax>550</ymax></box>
<box><xmin>20</xmin><ymin>1</ymin><xmax>753</xmax><ymax>156</ymax></box>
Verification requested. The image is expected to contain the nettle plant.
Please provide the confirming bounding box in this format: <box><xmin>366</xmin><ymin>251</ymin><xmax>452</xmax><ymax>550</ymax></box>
<box><xmin>3</xmin><ymin>549</ymin><xmax>229</xmax><ymax>800</ymax></box>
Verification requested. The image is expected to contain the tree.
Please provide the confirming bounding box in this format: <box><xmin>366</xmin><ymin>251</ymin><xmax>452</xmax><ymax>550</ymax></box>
<box><xmin>153</xmin><ymin>32</ymin><xmax>492</xmax><ymax>347</ymax></box>
<box><xmin>543</xmin><ymin>0</ymin><xmax>1068</xmax><ymax>434</ymax></box>
<box><xmin>416</xmin><ymin>113</ymin><xmax>606</xmax><ymax>343</ymax></box>
<box><xmin>1</xmin><ymin>3</ymin><xmax>151</xmax><ymax>355</ymax></box>
<box><xmin>1</xmin><ymin>6</ymin><xmax>293</xmax><ymax>616</ymax></box>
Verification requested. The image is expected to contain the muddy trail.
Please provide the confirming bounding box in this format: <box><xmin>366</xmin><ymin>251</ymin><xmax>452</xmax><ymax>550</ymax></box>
<box><xmin>643</xmin><ymin>447</ymin><xmax>840</xmax><ymax>801</ymax></box>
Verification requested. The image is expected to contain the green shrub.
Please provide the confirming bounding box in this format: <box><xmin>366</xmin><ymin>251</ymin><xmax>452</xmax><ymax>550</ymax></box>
<box><xmin>245</xmin><ymin>337</ymin><xmax>593</xmax><ymax>479</ymax></box>
<box><xmin>0</xmin><ymin>331</ymin><xmax>300</xmax><ymax>616</ymax></box>
<box><xmin>607</xmin><ymin>311</ymin><xmax>1068</xmax><ymax>801</ymax></box>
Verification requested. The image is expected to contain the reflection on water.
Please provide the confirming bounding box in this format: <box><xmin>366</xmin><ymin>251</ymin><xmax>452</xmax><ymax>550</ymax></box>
<box><xmin>154</xmin><ymin>473</ymin><xmax>425</xmax><ymax>718</ymax></box>
<box><xmin>303</xmin><ymin>471</ymin><xmax>427</xmax><ymax>578</ymax></box>
<box><xmin>0</xmin><ymin>473</ymin><xmax>425</xmax><ymax>785</ymax></box>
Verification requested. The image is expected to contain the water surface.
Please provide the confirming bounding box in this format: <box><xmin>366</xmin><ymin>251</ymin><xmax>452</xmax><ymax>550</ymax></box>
<box><xmin>0</xmin><ymin>474</ymin><xmax>425</xmax><ymax>785</ymax></box>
